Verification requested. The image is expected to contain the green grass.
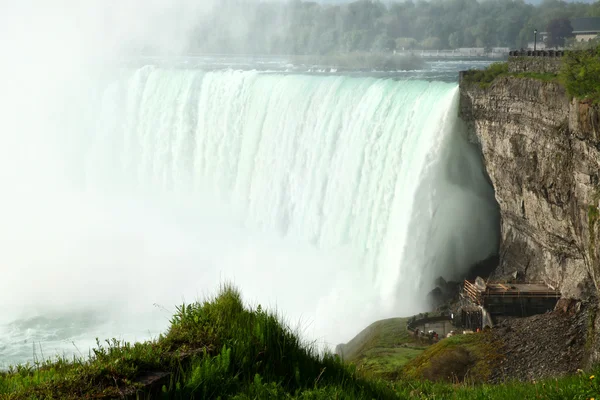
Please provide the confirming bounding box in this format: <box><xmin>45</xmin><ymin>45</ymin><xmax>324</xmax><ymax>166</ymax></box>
<box><xmin>358</xmin><ymin>346</ymin><xmax>426</xmax><ymax>380</ymax></box>
<box><xmin>0</xmin><ymin>285</ymin><xmax>396</xmax><ymax>399</ymax></box>
<box><xmin>463</xmin><ymin>48</ymin><xmax>600</xmax><ymax>101</ymax></box>
<box><xmin>0</xmin><ymin>338</ymin><xmax>171</xmax><ymax>397</ymax></box>
<box><xmin>461</xmin><ymin>62</ymin><xmax>510</xmax><ymax>88</ymax></box>
<box><xmin>560</xmin><ymin>46</ymin><xmax>600</xmax><ymax>104</ymax></box>
<box><xmin>394</xmin><ymin>372</ymin><xmax>600</xmax><ymax>400</ymax></box>
<box><xmin>461</xmin><ymin>62</ymin><xmax>559</xmax><ymax>89</ymax></box>
<box><xmin>1</xmin><ymin>285</ymin><xmax>600</xmax><ymax>399</ymax></box>
<box><xmin>402</xmin><ymin>331</ymin><xmax>503</xmax><ymax>383</ymax></box>
<box><xmin>338</xmin><ymin>317</ymin><xmax>428</xmax><ymax>380</ymax></box>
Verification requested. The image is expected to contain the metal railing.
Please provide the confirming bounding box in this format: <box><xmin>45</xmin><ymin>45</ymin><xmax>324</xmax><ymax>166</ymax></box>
<box><xmin>509</xmin><ymin>50</ymin><xmax>564</xmax><ymax>57</ymax></box>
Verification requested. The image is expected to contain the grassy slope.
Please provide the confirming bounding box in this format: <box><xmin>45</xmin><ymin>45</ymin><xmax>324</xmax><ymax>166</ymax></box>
<box><xmin>0</xmin><ymin>286</ymin><xmax>396</xmax><ymax>400</ymax></box>
<box><xmin>402</xmin><ymin>331</ymin><xmax>503</xmax><ymax>383</ymax></box>
<box><xmin>338</xmin><ymin>318</ymin><xmax>427</xmax><ymax>380</ymax></box>
<box><xmin>1</xmin><ymin>286</ymin><xmax>600</xmax><ymax>399</ymax></box>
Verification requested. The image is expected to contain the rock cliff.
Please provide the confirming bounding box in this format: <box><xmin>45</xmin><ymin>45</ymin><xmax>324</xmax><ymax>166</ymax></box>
<box><xmin>459</xmin><ymin>76</ymin><xmax>600</xmax><ymax>302</ymax></box>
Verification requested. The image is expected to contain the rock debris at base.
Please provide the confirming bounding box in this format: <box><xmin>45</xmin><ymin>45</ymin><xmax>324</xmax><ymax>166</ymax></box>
<box><xmin>490</xmin><ymin>300</ymin><xmax>589</xmax><ymax>383</ymax></box>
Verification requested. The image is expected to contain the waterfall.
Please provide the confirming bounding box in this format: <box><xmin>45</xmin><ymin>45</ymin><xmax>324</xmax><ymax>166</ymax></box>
<box><xmin>0</xmin><ymin>67</ymin><xmax>499</xmax><ymax>364</ymax></box>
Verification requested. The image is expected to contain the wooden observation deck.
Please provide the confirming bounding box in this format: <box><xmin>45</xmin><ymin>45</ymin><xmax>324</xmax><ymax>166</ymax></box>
<box><xmin>462</xmin><ymin>278</ymin><xmax>561</xmax><ymax>319</ymax></box>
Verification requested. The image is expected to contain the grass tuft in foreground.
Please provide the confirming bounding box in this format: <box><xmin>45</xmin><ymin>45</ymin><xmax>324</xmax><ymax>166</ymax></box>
<box><xmin>0</xmin><ymin>284</ymin><xmax>394</xmax><ymax>399</ymax></box>
<box><xmin>1</xmin><ymin>284</ymin><xmax>600</xmax><ymax>399</ymax></box>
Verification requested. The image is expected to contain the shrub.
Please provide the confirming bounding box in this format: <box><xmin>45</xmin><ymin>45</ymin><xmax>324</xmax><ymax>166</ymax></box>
<box><xmin>560</xmin><ymin>46</ymin><xmax>600</xmax><ymax>104</ymax></box>
<box><xmin>461</xmin><ymin>62</ymin><xmax>509</xmax><ymax>88</ymax></box>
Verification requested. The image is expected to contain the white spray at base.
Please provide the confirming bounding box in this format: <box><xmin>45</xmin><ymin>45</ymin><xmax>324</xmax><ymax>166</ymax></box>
<box><xmin>0</xmin><ymin>68</ymin><xmax>498</xmax><ymax>365</ymax></box>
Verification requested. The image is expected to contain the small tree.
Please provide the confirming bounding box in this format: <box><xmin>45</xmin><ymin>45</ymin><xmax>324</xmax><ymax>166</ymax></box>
<box><xmin>449</xmin><ymin>32</ymin><xmax>463</xmax><ymax>49</ymax></box>
<box><xmin>546</xmin><ymin>18</ymin><xmax>574</xmax><ymax>49</ymax></box>
<box><xmin>395</xmin><ymin>37</ymin><xmax>418</xmax><ymax>50</ymax></box>
<box><xmin>371</xmin><ymin>34</ymin><xmax>396</xmax><ymax>52</ymax></box>
<box><xmin>420</xmin><ymin>36</ymin><xmax>442</xmax><ymax>50</ymax></box>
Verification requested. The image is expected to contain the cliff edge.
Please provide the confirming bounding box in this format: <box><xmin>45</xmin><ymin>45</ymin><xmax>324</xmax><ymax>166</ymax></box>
<box><xmin>459</xmin><ymin>73</ymin><xmax>600</xmax><ymax>361</ymax></box>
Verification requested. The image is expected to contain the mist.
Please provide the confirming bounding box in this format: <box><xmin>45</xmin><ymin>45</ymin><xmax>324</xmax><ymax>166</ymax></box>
<box><xmin>0</xmin><ymin>0</ymin><xmax>374</xmax><ymax>347</ymax></box>
<box><xmin>0</xmin><ymin>0</ymin><xmax>502</xmax><ymax>366</ymax></box>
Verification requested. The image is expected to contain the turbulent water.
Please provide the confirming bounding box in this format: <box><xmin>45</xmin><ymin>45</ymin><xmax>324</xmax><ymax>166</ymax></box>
<box><xmin>0</xmin><ymin>65</ymin><xmax>499</xmax><ymax>367</ymax></box>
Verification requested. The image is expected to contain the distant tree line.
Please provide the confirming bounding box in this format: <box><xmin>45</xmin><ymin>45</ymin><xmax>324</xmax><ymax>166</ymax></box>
<box><xmin>175</xmin><ymin>0</ymin><xmax>600</xmax><ymax>55</ymax></box>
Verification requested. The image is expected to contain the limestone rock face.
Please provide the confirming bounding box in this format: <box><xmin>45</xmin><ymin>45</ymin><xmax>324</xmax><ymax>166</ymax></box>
<box><xmin>459</xmin><ymin>76</ymin><xmax>600</xmax><ymax>300</ymax></box>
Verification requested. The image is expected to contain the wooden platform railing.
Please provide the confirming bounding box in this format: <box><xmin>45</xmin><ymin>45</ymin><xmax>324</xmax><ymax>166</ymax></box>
<box><xmin>463</xmin><ymin>280</ymin><xmax>561</xmax><ymax>303</ymax></box>
<box><xmin>482</xmin><ymin>291</ymin><xmax>561</xmax><ymax>299</ymax></box>
<box><xmin>463</xmin><ymin>280</ymin><xmax>482</xmax><ymax>304</ymax></box>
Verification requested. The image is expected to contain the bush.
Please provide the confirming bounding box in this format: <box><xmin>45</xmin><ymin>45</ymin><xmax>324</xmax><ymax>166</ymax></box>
<box><xmin>560</xmin><ymin>46</ymin><xmax>600</xmax><ymax>103</ymax></box>
<box><xmin>461</xmin><ymin>62</ymin><xmax>509</xmax><ymax>88</ymax></box>
<box><xmin>421</xmin><ymin>347</ymin><xmax>475</xmax><ymax>382</ymax></box>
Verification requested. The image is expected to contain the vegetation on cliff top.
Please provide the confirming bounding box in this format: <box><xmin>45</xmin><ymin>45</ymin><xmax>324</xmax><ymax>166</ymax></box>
<box><xmin>461</xmin><ymin>63</ymin><xmax>510</xmax><ymax>88</ymax></box>
<box><xmin>1</xmin><ymin>285</ymin><xmax>600</xmax><ymax>399</ymax></box>
<box><xmin>561</xmin><ymin>46</ymin><xmax>600</xmax><ymax>104</ymax></box>
<box><xmin>461</xmin><ymin>62</ymin><xmax>559</xmax><ymax>89</ymax></box>
<box><xmin>462</xmin><ymin>46</ymin><xmax>600</xmax><ymax>104</ymax></box>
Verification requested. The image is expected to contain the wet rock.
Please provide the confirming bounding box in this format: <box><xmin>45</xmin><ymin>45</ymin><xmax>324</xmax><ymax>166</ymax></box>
<box><xmin>460</xmin><ymin>77</ymin><xmax>598</xmax><ymax>301</ymax></box>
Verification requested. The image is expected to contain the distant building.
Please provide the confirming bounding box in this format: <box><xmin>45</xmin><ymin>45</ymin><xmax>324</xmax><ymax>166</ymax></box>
<box><xmin>571</xmin><ymin>17</ymin><xmax>600</xmax><ymax>42</ymax></box>
<box><xmin>526</xmin><ymin>41</ymin><xmax>547</xmax><ymax>50</ymax></box>
<box><xmin>535</xmin><ymin>17</ymin><xmax>600</xmax><ymax>49</ymax></box>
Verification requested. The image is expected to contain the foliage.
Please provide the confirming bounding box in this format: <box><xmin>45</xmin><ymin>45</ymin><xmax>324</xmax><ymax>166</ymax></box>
<box><xmin>546</xmin><ymin>18</ymin><xmax>574</xmax><ymax>49</ymax></box>
<box><xmin>0</xmin><ymin>339</ymin><xmax>169</xmax><ymax>399</ymax></box>
<box><xmin>184</xmin><ymin>0</ymin><xmax>599</xmax><ymax>55</ymax></box>
<box><xmin>420</xmin><ymin>37</ymin><xmax>443</xmax><ymax>51</ymax></box>
<box><xmin>372</xmin><ymin>34</ymin><xmax>396</xmax><ymax>52</ymax></box>
<box><xmin>402</xmin><ymin>332</ymin><xmax>503</xmax><ymax>383</ymax></box>
<box><xmin>461</xmin><ymin>61</ymin><xmax>560</xmax><ymax>88</ymax></box>
<box><xmin>394</xmin><ymin>371</ymin><xmax>600</xmax><ymax>400</ymax></box>
<box><xmin>395</xmin><ymin>37</ymin><xmax>418</xmax><ymax>51</ymax></box>
<box><xmin>461</xmin><ymin>63</ymin><xmax>510</xmax><ymax>88</ymax></box>
<box><xmin>0</xmin><ymin>285</ymin><xmax>393</xmax><ymax>399</ymax></box>
<box><xmin>560</xmin><ymin>46</ymin><xmax>600</xmax><ymax>104</ymax></box>
<box><xmin>338</xmin><ymin>317</ymin><xmax>428</xmax><ymax>380</ymax></box>
<box><xmin>567</xmin><ymin>36</ymin><xmax>600</xmax><ymax>50</ymax></box>
<box><xmin>1</xmin><ymin>284</ymin><xmax>600</xmax><ymax>399</ymax></box>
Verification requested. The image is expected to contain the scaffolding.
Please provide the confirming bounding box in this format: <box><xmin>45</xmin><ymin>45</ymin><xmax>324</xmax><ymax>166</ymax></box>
<box><xmin>460</xmin><ymin>278</ymin><xmax>561</xmax><ymax>328</ymax></box>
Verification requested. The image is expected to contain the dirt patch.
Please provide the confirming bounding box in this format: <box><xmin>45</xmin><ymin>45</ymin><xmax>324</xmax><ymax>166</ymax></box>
<box><xmin>490</xmin><ymin>300</ymin><xmax>589</xmax><ymax>383</ymax></box>
<box><xmin>421</xmin><ymin>347</ymin><xmax>475</xmax><ymax>382</ymax></box>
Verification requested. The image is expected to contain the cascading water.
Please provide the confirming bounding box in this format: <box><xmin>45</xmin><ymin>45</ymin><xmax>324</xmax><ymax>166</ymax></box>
<box><xmin>0</xmin><ymin>67</ymin><xmax>499</xmax><ymax>366</ymax></box>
